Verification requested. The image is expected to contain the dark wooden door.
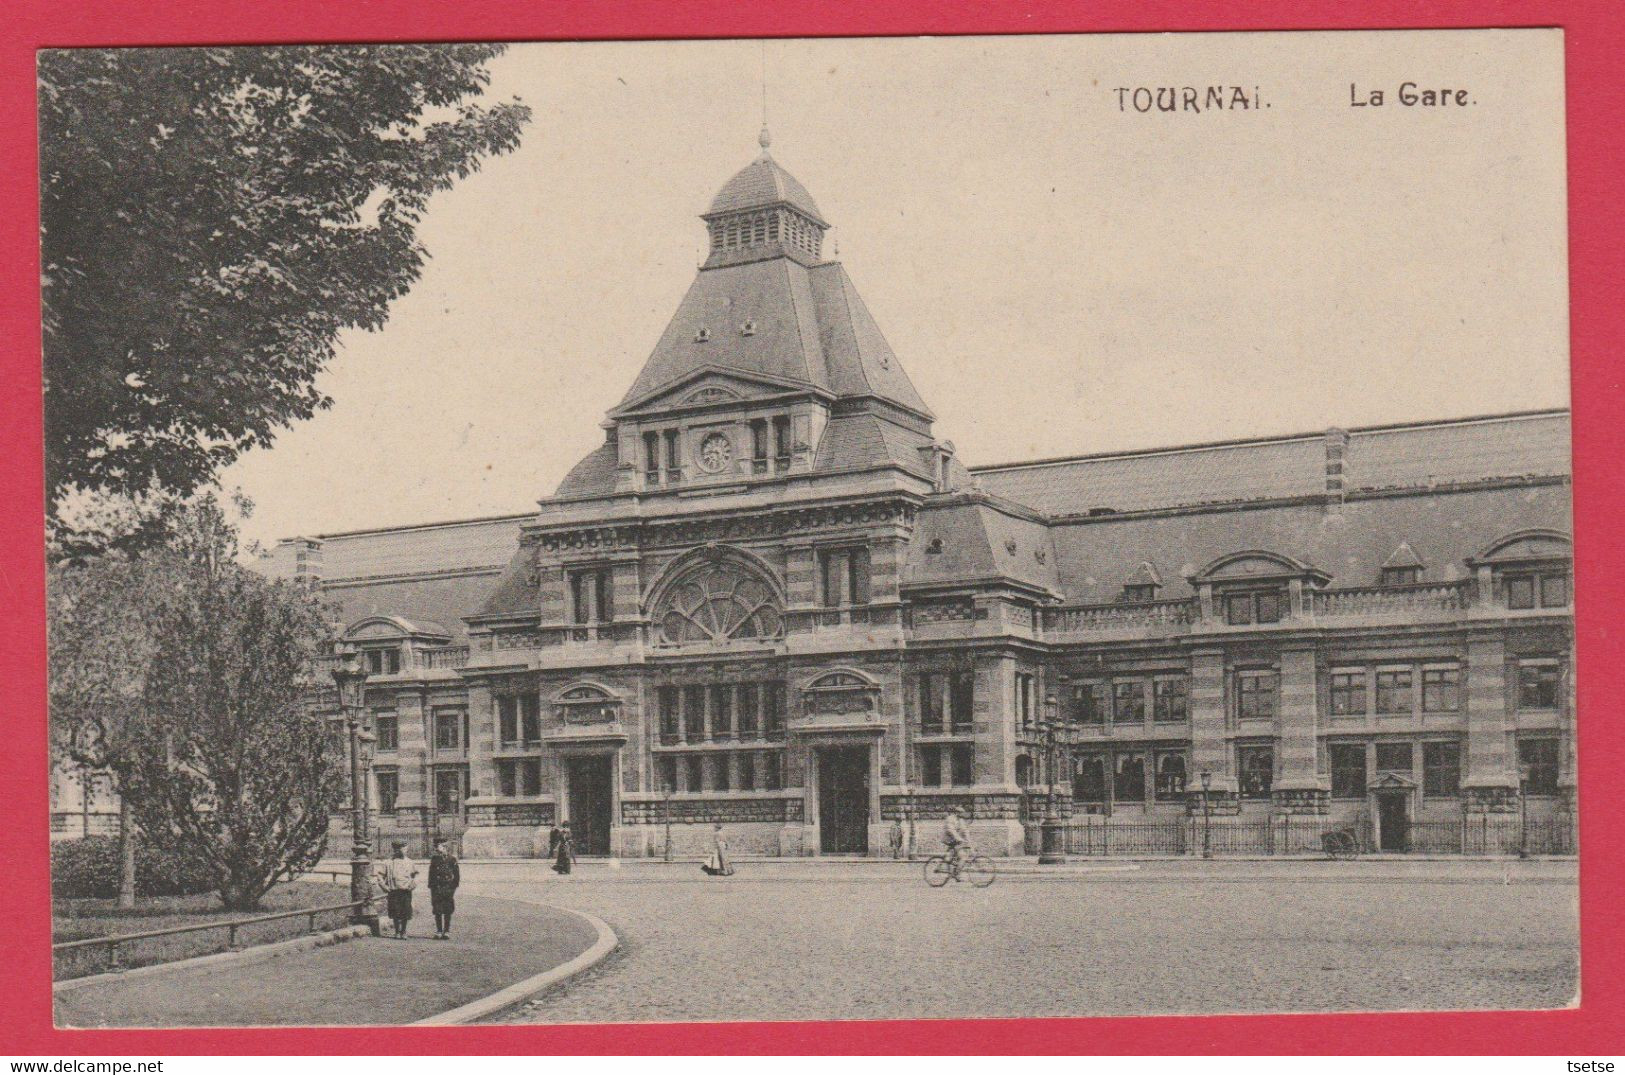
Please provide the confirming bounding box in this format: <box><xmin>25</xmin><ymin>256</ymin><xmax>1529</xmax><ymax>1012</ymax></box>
<box><xmin>567</xmin><ymin>755</ymin><xmax>614</xmax><ymax>856</ymax></box>
<box><xmin>819</xmin><ymin>746</ymin><xmax>870</xmax><ymax>854</ymax></box>
<box><xmin>1378</xmin><ymin>793</ymin><xmax>1409</xmax><ymax>852</ymax></box>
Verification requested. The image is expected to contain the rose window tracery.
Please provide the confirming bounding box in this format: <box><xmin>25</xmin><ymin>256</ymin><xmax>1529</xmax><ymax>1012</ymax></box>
<box><xmin>655</xmin><ymin>559</ymin><xmax>783</xmax><ymax>644</ymax></box>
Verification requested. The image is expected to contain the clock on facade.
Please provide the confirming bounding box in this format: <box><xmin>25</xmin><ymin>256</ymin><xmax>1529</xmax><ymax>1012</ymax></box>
<box><xmin>697</xmin><ymin>431</ymin><xmax>734</xmax><ymax>474</ymax></box>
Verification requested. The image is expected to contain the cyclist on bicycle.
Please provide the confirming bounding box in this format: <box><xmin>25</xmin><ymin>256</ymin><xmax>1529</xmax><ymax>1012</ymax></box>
<box><xmin>942</xmin><ymin>806</ymin><xmax>972</xmax><ymax>870</ymax></box>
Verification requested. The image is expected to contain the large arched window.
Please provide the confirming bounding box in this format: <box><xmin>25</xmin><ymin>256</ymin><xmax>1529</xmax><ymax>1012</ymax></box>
<box><xmin>653</xmin><ymin>555</ymin><xmax>784</xmax><ymax>645</ymax></box>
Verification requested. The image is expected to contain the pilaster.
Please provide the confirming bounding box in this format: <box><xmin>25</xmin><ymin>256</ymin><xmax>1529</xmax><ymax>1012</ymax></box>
<box><xmin>1462</xmin><ymin>633</ymin><xmax>1517</xmax><ymax>804</ymax></box>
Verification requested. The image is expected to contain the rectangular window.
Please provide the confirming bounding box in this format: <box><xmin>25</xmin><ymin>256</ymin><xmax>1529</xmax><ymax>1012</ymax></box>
<box><xmin>919</xmin><ymin>673</ymin><xmax>943</xmax><ymax>734</ymax></box>
<box><xmin>737</xmin><ymin>684</ymin><xmax>760</xmax><ymax>738</ymax></box>
<box><xmin>738</xmin><ymin>752</ymin><xmax>756</xmax><ymax>792</ymax></box>
<box><xmin>1505</xmin><ymin>574</ymin><xmax>1536</xmax><ymax>610</ymax></box>
<box><xmin>1329</xmin><ymin>671</ymin><xmax>1367</xmax><ymax>716</ymax></box>
<box><xmin>498</xmin><ymin>696</ymin><xmax>519</xmax><ymax>746</ymax></box>
<box><xmin>711</xmin><ymin>685</ymin><xmax>734</xmax><ymax>741</ymax></box>
<box><xmin>374</xmin><ymin>713</ymin><xmax>398</xmax><ymax>752</ymax></box>
<box><xmin>1375</xmin><ymin>669</ymin><xmax>1414</xmax><ymax>715</ymax></box>
<box><xmin>521</xmin><ymin>693</ymin><xmax>541</xmax><ymax>744</ymax></box>
<box><xmin>949</xmin><ymin>744</ymin><xmax>975</xmax><ymax>787</ymax></box>
<box><xmin>644</xmin><ymin>432</ymin><xmax>661</xmax><ymax>483</ymax></box>
<box><xmin>497</xmin><ymin>758</ymin><xmax>518</xmax><ymax>798</ymax></box>
<box><xmin>1236</xmin><ymin>671</ymin><xmax>1278</xmax><ymax>721</ymax></box>
<box><xmin>1517</xmin><ymin>662</ymin><xmax>1562</xmax><ymax>711</ymax></box>
<box><xmin>1375</xmin><ymin>741</ymin><xmax>1413</xmax><ymax>774</ymax></box>
<box><xmin>1330</xmin><ymin>743</ymin><xmax>1367</xmax><ymax>799</ymax></box>
<box><xmin>1225</xmin><ymin>590</ymin><xmax>1286</xmax><ymax>625</ymax></box>
<box><xmin>658</xmin><ymin>686</ymin><xmax>680</xmax><ymax>743</ymax></box>
<box><xmin>664</xmin><ymin>430</ymin><xmax>681</xmax><ymax>482</ymax></box>
<box><xmin>1074</xmin><ymin>755</ymin><xmax>1107</xmax><ymax>802</ymax></box>
<box><xmin>772</xmin><ymin>416</ymin><xmax>791</xmax><ymax>467</ymax></box>
<box><xmin>1114</xmin><ymin>752</ymin><xmax>1146</xmax><ymax>803</ymax></box>
<box><xmin>1541</xmin><ymin>573</ymin><xmax>1570</xmax><ymax>608</ymax></box>
<box><xmin>1153</xmin><ymin>677</ymin><xmax>1188</xmax><ymax>723</ymax></box>
<box><xmin>761</xmin><ymin>751</ymin><xmax>782</xmax><ymax>791</ymax></box>
<box><xmin>713</xmin><ymin>755</ymin><xmax>731</xmax><ymax>792</ymax></box>
<box><xmin>1518</xmin><ymin>737</ymin><xmax>1560</xmax><ymax>795</ymax></box>
<box><xmin>1237</xmin><ymin>745</ymin><xmax>1274</xmax><ymax>799</ymax></box>
<box><xmin>656</xmin><ymin>755</ymin><xmax>677</xmax><ymax>794</ymax></box>
<box><xmin>1112</xmin><ymin>680</ymin><xmax>1145</xmax><ymax>725</ymax></box>
<box><xmin>685</xmin><ymin>754</ymin><xmax>704</xmax><ymax>793</ymax></box>
<box><xmin>367</xmin><ymin>648</ymin><xmax>401</xmax><ymax>675</ymax></box>
<box><xmin>1015</xmin><ymin>673</ymin><xmax>1035</xmax><ymax>732</ymax></box>
<box><xmin>1381</xmin><ymin>566</ymin><xmax>1422</xmax><ymax>586</ymax></box>
<box><xmin>1122</xmin><ymin>584</ymin><xmax>1157</xmax><ymax>603</ymax></box>
<box><xmin>950</xmin><ymin>670</ymin><xmax>975</xmax><ymax>733</ymax></box>
<box><xmin>819</xmin><ymin>547</ymin><xmax>871</xmax><ymax>606</ymax></box>
<box><xmin>1075</xmin><ymin>682</ymin><xmax>1109</xmax><ymax>727</ymax></box>
<box><xmin>921</xmin><ymin>745</ymin><xmax>943</xmax><ymax>787</ymax></box>
<box><xmin>434</xmin><ymin>767</ymin><xmax>466</xmax><ymax>815</ymax></box>
<box><xmin>375</xmin><ymin>768</ymin><xmax>399</xmax><ymax>814</ymax></box>
<box><xmin>1422</xmin><ymin>667</ymin><xmax>1461</xmax><ymax>713</ymax></box>
<box><xmin>434</xmin><ymin>710</ymin><xmax>462</xmax><ymax>751</ymax></box>
<box><xmin>683</xmin><ymin>684</ymin><xmax>707</xmax><ymax>740</ymax></box>
<box><xmin>763</xmin><ymin>682</ymin><xmax>786</xmax><ymax>739</ymax></box>
<box><xmin>570</xmin><ymin>568</ymin><xmax>612</xmax><ymax>625</ymax></box>
<box><xmin>1153</xmin><ymin>751</ymin><xmax>1187</xmax><ymax>800</ymax></box>
<box><xmin>1423</xmin><ymin>740</ymin><xmax>1460</xmax><ymax>797</ymax></box>
<box><xmin>750</xmin><ymin>420</ymin><xmax>769</xmax><ymax>473</ymax></box>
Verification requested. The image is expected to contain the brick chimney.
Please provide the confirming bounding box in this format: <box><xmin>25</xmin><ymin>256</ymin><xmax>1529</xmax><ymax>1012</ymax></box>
<box><xmin>1323</xmin><ymin>428</ymin><xmax>1349</xmax><ymax>514</ymax></box>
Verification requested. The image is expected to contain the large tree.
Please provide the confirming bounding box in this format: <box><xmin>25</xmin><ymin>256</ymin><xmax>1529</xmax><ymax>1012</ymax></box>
<box><xmin>40</xmin><ymin>45</ymin><xmax>530</xmax><ymax>550</ymax></box>
<box><xmin>51</xmin><ymin>496</ymin><xmax>346</xmax><ymax>911</ymax></box>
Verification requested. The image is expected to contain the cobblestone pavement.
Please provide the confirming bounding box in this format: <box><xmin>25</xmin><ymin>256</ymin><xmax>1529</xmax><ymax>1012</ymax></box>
<box><xmin>480</xmin><ymin>861</ymin><xmax>1578</xmax><ymax>1024</ymax></box>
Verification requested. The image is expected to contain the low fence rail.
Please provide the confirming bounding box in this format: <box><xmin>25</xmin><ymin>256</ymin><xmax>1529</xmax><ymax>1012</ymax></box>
<box><xmin>1028</xmin><ymin>814</ymin><xmax>1575</xmax><ymax>857</ymax></box>
<box><xmin>53</xmin><ymin>871</ymin><xmax>364</xmax><ymax>979</ymax></box>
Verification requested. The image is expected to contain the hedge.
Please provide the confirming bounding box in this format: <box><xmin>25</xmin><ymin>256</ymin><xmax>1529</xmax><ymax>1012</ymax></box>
<box><xmin>51</xmin><ymin>836</ymin><xmax>219</xmax><ymax>899</ymax></box>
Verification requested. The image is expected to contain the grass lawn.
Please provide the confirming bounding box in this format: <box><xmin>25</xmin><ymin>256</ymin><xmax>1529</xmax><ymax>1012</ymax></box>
<box><xmin>53</xmin><ymin>879</ymin><xmax>356</xmax><ymax>980</ymax></box>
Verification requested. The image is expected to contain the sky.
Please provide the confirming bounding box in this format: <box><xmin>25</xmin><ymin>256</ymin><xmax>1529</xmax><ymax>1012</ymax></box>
<box><xmin>216</xmin><ymin>31</ymin><xmax>1569</xmax><ymax>551</ymax></box>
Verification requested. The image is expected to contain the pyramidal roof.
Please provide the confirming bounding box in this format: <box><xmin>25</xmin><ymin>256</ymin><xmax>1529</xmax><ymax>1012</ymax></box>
<box><xmin>610</xmin><ymin>141</ymin><xmax>931</xmax><ymax>420</ymax></box>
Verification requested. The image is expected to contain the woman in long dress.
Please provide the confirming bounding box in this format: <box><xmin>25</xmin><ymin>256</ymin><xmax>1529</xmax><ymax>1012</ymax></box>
<box><xmin>552</xmin><ymin>821</ymin><xmax>574</xmax><ymax>875</ymax></box>
<box><xmin>701</xmin><ymin>823</ymin><xmax>734</xmax><ymax>876</ymax></box>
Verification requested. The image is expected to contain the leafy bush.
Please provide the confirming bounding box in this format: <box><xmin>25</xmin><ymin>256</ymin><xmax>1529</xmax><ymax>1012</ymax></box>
<box><xmin>51</xmin><ymin>836</ymin><xmax>218</xmax><ymax>899</ymax></box>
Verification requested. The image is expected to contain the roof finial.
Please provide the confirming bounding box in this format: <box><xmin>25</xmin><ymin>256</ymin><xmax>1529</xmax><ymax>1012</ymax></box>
<box><xmin>758</xmin><ymin>41</ymin><xmax>772</xmax><ymax>155</ymax></box>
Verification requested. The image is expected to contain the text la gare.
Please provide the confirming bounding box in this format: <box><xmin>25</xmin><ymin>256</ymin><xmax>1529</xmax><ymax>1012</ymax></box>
<box><xmin>1350</xmin><ymin>82</ymin><xmax>1474</xmax><ymax>107</ymax></box>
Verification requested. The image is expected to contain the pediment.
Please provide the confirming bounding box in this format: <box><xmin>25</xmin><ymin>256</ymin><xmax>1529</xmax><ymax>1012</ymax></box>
<box><xmin>610</xmin><ymin>366</ymin><xmax>821</xmax><ymax>418</ymax></box>
<box><xmin>1368</xmin><ymin>772</ymin><xmax>1419</xmax><ymax>790</ymax></box>
<box><xmin>1471</xmin><ymin>529</ymin><xmax>1572</xmax><ymax>566</ymax></box>
<box><xmin>1192</xmin><ymin>550</ymin><xmax>1329</xmax><ymax>585</ymax></box>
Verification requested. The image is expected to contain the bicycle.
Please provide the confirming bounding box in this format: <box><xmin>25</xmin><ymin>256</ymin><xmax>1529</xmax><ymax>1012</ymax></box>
<box><xmin>1321</xmin><ymin>827</ymin><xmax>1360</xmax><ymax>860</ymax></box>
<box><xmin>924</xmin><ymin>848</ymin><xmax>997</xmax><ymax>888</ymax></box>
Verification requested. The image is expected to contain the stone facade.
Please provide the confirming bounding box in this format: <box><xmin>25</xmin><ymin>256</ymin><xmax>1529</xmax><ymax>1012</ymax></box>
<box><xmin>232</xmin><ymin>139</ymin><xmax>1577</xmax><ymax>859</ymax></box>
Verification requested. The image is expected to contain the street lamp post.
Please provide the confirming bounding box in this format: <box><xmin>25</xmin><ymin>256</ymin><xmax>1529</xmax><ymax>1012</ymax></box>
<box><xmin>332</xmin><ymin>652</ymin><xmax>377</xmax><ymax>932</ymax></box>
<box><xmin>1199</xmin><ymin>769</ymin><xmax>1213</xmax><ymax>860</ymax></box>
<box><xmin>1038</xmin><ymin>694</ymin><xmax>1067</xmax><ymax>865</ymax></box>
<box><xmin>358</xmin><ymin>728</ymin><xmax>376</xmax><ymax>848</ymax></box>
<box><xmin>662</xmin><ymin>775</ymin><xmax>673</xmax><ymax>863</ymax></box>
<box><xmin>1518</xmin><ymin>762</ymin><xmax>1532</xmax><ymax>859</ymax></box>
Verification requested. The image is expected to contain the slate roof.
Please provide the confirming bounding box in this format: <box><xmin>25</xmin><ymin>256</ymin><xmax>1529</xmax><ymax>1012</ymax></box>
<box><xmin>707</xmin><ymin>154</ymin><xmax>826</xmax><ymax>224</ymax></box>
<box><xmin>813</xmin><ymin>412</ymin><xmax>934</xmax><ymax>478</ymax></box>
<box><xmin>1044</xmin><ymin>481</ymin><xmax>1571</xmax><ymax>605</ymax></box>
<box><xmin>306</xmin><ymin>515</ymin><xmax>526</xmax><ymax>580</ymax></box>
<box><xmin>972</xmin><ymin>411</ymin><xmax>1570</xmax><ymax>517</ymax></box>
<box><xmin>613</xmin><ymin>259</ymin><xmax>930</xmax><ymax>420</ymax></box>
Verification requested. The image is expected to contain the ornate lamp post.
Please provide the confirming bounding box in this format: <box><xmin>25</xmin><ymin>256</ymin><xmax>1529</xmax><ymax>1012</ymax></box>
<box><xmin>358</xmin><ymin>727</ymin><xmax>377</xmax><ymax>847</ymax></box>
<box><xmin>1038</xmin><ymin>693</ymin><xmax>1067</xmax><ymax>865</ymax></box>
<box><xmin>331</xmin><ymin>651</ymin><xmax>377</xmax><ymax>931</ymax></box>
<box><xmin>1518</xmin><ymin>761</ymin><xmax>1532</xmax><ymax>859</ymax></box>
<box><xmin>1199</xmin><ymin>768</ymin><xmax>1214</xmax><ymax>860</ymax></box>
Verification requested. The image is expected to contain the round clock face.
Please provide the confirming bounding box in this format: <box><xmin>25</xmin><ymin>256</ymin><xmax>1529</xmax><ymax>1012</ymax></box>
<box><xmin>697</xmin><ymin>431</ymin><xmax>733</xmax><ymax>474</ymax></box>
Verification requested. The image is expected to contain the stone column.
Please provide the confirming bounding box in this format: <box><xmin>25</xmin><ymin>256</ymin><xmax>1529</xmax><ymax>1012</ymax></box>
<box><xmin>1462</xmin><ymin>633</ymin><xmax>1518</xmax><ymax>812</ymax></box>
<box><xmin>1186</xmin><ymin>648</ymin><xmax>1238</xmax><ymax>812</ymax></box>
<box><xmin>391</xmin><ymin>690</ymin><xmax>429</xmax><ymax>847</ymax></box>
<box><xmin>1273</xmin><ymin>647</ymin><xmax>1329</xmax><ymax>814</ymax></box>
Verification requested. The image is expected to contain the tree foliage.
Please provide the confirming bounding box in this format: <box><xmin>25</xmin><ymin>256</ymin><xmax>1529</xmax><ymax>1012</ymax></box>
<box><xmin>49</xmin><ymin>496</ymin><xmax>345</xmax><ymax>911</ymax></box>
<box><xmin>40</xmin><ymin>45</ymin><xmax>530</xmax><ymax>548</ymax></box>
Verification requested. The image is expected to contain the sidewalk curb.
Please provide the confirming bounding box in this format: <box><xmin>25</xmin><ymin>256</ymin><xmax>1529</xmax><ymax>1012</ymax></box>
<box><xmin>409</xmin><ymin>906</ymin><xmax>618</xmax><ymax>1026</ymax></box>
<box><xmin>54</xmin><ymin>924</ymin><xmax>370</xmax><ymax>995</ymax></box>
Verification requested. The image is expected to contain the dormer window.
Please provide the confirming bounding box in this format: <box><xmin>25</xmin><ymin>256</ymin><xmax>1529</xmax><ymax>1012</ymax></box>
<box><xmin>1122</xmin><ymin>584</ymin><xmax>1158</xmax><ymax>604</ymax></box>
<box><xmin>694</xmin><ymin>327</ymin><xmax>710</xmax><ymax>343</ymax></box>
<box><xmin>1380</xmin><ymin>566</ymin><xmax>1422</xmax><ymax>586</ymax></box>
<box><xmin>740</xmin><ymin>320</ymin><xmax>756</xmax><ymax>336</ymax></box>
<box><xmin>365</xmin><ymin>648</ymin><xmax>401</xmax><ymax>675</ymax></box>
<box><xmin>926</xmin><ymin>538</ymin><xmax>944</xmax><ymax>555</ymax></box>
<box><xmin>1224</xmin><ymin>589</ymin><xmax>1286</xmax><ymax>626</ymax></box>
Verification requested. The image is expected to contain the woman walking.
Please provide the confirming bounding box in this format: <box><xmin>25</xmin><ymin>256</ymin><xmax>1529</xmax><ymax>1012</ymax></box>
<box><xmin>376</xmin><ymin>841</ymin><xmax>418</xmax><ymax>939</ymax></box>
<box><xmin>551</xmin><ymin>821</ymin><xmax>575</xmax><ymax>875</ymax></box>
<box><xmin>428</xmin><ymin>837</ymin><xmax>460</xmax><ymax>940</ymax></box>
<box><xmin>701</xmin><ymin>823</ymin><xmax>734</xmax><ymax>877</ymax></box>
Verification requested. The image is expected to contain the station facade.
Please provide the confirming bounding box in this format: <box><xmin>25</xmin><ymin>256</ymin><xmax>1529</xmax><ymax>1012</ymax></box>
<box><xmin>245</xmin><ymin>138</ymin><xmax>1575</xmax><ymax>858</ymax></box>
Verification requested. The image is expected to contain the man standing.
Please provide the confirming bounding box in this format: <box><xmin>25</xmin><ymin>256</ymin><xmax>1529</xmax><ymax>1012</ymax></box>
<box><xmin>376</xmin><ymin>841</ymin><xmax>418</xmax><ymax>939</ymax></box>
<box><xmin>428</xmin><ymin>837</ymin><xmax>460</xmax><ymax>940</ymax></box>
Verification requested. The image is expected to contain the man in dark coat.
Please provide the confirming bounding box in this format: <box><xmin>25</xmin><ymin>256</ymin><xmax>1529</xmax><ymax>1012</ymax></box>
<box><xmin>428</xmin><ymin>837</ymin><xmax>460</xmax><ymax>940</ymax></box>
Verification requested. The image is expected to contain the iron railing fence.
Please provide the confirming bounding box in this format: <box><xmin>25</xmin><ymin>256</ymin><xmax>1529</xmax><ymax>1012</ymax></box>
<box><xmin>1033</xmin><ymin>813</ymin><xmax>1575</xmax><ymax>857</ymax></box>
